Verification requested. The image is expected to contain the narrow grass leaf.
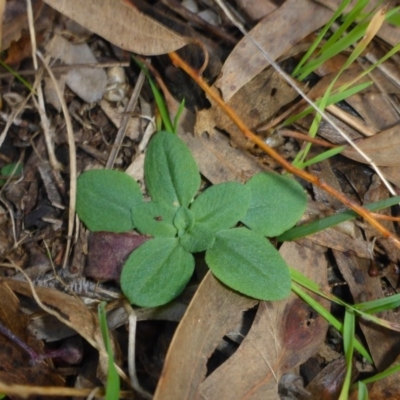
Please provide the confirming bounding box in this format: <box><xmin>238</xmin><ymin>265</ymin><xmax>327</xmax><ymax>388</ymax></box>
<box><xmin>133</xmin><ymin>56</ymin><xmax>174</xmax><ymax>133</ymax></box>
<box><xmin>300</xmin><ymin>146</ymin><xmax>345</xmax><ymax>168</ymax></box>
<box><xmin>145</xmin><ymin>131</ymin><xmax>200</xmax><ymax>208</ymax></box>
<box><xmin>354</xmin><ymin>292</ymin><xmax>400</xmax><ymax>314</ymax></box>
<box><xmin>98</xmin><ymin>302</ymin><xmax>120</xmax><ymax>400</ymax></box>
<box><xmin>206</xmin><ymin>228</ymin><xmax>291</xmax><ymax>301</ymax></box>
<box><xmin>77</xmin><ymin>170</ymin><xmax>142</xmax><ymax>232</ymax></box>
<box><xmin>293</xmin><ymin>0</ymin><xmax>351</xmax><ymax>77</ymax></box>
<box><xmin>278</xmin><ymin>195</ymin><xmax>400</xmax><ymax>242</ymax></box>
<box><xmin>121</xmin><ymin>237</ymin><xmax>194</xmax><ymax>307</ymax></box>
<box><xmin>357</xmin><ymin>381</ymin><xmax>368</xmax><ymax>400</ymax></box>
<box><xmin>339</xmin><ymin>308</ymin><xmax>355</xmax><ymax>400</ymax></box>
<box><xmin>291</xmin><ymin>282</ymin><xmax>372</xmax><ymax>363</ymax></box>
<box><xmin>241</xmin><ymin>173</ymin><xmax>307</xmax><ymax>237</ymax></box>
<box><xmin>132</xmin><ymin>201</ymin><xmax>177</xmax><ymax>237</ymax></box>
<box><xmin>190</xmin><ymin>182</ymin><xmax>250</xmax><ymax>233</ymax></box>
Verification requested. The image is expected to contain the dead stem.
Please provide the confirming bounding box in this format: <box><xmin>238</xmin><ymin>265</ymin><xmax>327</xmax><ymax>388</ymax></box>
<box><xmin>168</xmin><ymin>51</ymin><xmax>400</xmax><ymax>250</ymax></box>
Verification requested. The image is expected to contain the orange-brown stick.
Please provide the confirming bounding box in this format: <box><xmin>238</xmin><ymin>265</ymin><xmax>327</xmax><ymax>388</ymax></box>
<box><xmin>168</xmin><ymin>51</ymin><xmax>400</xmax><ymax>249</ymax></box>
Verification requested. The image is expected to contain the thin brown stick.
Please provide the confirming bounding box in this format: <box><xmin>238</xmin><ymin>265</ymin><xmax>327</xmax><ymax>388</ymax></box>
<box><xmin>168</xmin><ymin>51</ymin><xmax>400</xmax><ymax>249</ymax></box>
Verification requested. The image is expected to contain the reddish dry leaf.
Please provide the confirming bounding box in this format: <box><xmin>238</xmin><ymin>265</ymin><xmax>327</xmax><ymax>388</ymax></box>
<box><xmin>86</xmin><ymin>231</ymin><xmax>149</xmax><ymax>282</ymax></box>
<box><xmin>43</xmin><ymin>0</ymin><xmax>189</xmax><ymax>55</ymax></box>
<box><xmin>303</xmin><ymin>357</ymin><xmax>349</xmax><ymax>400</ymax></box>
<box><xmin>215</xmin><ymin>0</ymin><xmax>332</xmax><ymax>101</ymax></box>
<box><xmin>342</xmin><ymin>126</ymin><xmax>400</xmax><ymax>167</ymax></box>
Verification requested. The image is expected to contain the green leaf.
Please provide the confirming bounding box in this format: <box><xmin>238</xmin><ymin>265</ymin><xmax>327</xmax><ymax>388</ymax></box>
<box><xmin>190</xmin><ymin>182</ymin><xmax>250</xmax><ymax>233</ymax></box>
<box><xmin>0</xmin><ymin>162</ymin><xmax>23</xmax><ymax>185</ymax></box>
<box><xmin>132</xmin><ymin>201</ymin><xmax>177</xmax><ymax>237</ymax></box>
<box><xmin>241</xmin><ymin>172</ymin><xmax>306</xmax><ymax>237</ymax></box>
<box><xmin>77</xmin><ymin>170</ymin><xmax>142</xmax><ymax>232</ymax></box>
<box><xmin>121</xmin><ymin>238</ymin><xmax>194</xmax><ymax>307</ymax></box>
<box><xmin>206</xmin><ymin>228</ymin><xmax>291</xmax><ymax>301</ymax></box>
<box><xmin>98</xmin><ymin>302</ymin><xmax>120</xmax><ymax>400</ymax></box>
<box><xmin>179</xmin><ymin>222</ymin><xmax>215</xmax><ymax>253</ymax></box>
<box><xmin>145</xmin><ymin>131</ymin><xmax>200</xmax><ymax>208</ymax></box>
<box><xmin>173</xmin><ymin>206</ymin><xmax>195</xmax><ymax>236</ymax></box>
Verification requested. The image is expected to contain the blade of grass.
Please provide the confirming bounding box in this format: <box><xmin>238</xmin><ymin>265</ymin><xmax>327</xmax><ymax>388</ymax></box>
<box><xmin>98</xmin><ymin>302</ymin><xmax>120</xmax><ymax>400</ymax></box>
<box><xmin>292</xmin><ymin>0</ymin><xmax>351</xmax><ymax>76</ymax></box>
<box><xmin>277</xmin><ymin>195</ymin><xmax>400</xmax><ymax>242</ymax></box>
<box><xmin>291</xmin><ymin>282</ymin><xmax>372</xmax><ymax>363</ymax></box>
<box><xmin>339</xmin><ymin>308</ymin><xmax>355</xmax><ymax>400</ymax></box>
<box><xmin>354</xmin><ymin>292</ymin><xmax>400</xmax><ymax>314</ymax></box>
<box><xmin>357</xmin><ymin>381</ymin><xmax>368</xmax><ymax>400</ymax></box>
<box><xmin>300</xmin><ymin>145</ymin><xmax>345</xmax><ymax>168</ymax></box>
<box><xmin>132</xmin><ymin>56</ymin><xmax>175</xmax><ymax>133</ymax></box>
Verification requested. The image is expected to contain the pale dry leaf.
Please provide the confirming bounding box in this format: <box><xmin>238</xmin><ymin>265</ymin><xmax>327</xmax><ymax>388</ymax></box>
<box><xmin>46</xmin><ymin>35</ymin><xmax>107</xmax><ymax>103</ymax></box>
<box><xmin>5</xmin><ymin>279</ymin><xmax>104</xmax><ymax>354</ymax></box>
<box><xmin>234</xmin><ymin>0</ymin><xmax>278</xmax><ymax>22</ymax></box>
<box><xmin>215</xmin><ymin>0</ymin><xmax>333</xmax><ymax>101</ymax></box>
<box><xmin>153</xmin><ymin>272</ymin><xmax>258</xmax><ymax>400</ymax></box>
<box><xmin>342</xmin><ymin>125</ymin><xmax>400</xmax><ymax>167</ymax></box>
<box><xmin>43</xmin><ymin>0</ymin><xmax>189</xmax><ymax>55</ymax></box>
<box><xmin>198</xmin><ymin>241</ymin><xmax>329</xmax><ymax>400</ymax></box>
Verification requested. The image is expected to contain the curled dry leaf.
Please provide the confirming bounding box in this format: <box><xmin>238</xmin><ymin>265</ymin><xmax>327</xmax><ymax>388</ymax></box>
<box><xmin>43</xmin><ymin>0</ymin><xmax>189</xmax><ymax>55</ymax></box>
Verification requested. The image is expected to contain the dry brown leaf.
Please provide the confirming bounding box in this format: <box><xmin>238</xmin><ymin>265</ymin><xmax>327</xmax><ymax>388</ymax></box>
<box><xmin>215</xmin><ymin>0</ymin><xmax>332</xmax><ymax>101</ymax></box>
<box><xmin>195</xmin><ymin>67</ymin><xmax>298</xmax><ymax>152</ymax></box>
<box><xmin>153</xmin><ymin>272</ymin><xmax>258</xmax><ymax>400</ymax></box>
<box><xmin>155</xmin><ymin>241</ymin><xmax>329</xmax><ymax>399</ymax></box>
<box><xmin>198</xmin><ymin>241</ymin><xmax>329</xmax><ymax>400</ymax></box>
<box><xmin>5</xmin><ymin>279</ymin><xmax>105</xmax><ymax>354</ymax></box>
<box><xmin>342</xmin><ymin>125</ymin><xmax>400</xmax><ymax>167</ymax></box>
<box><xmin>43</xmin><ymin>0</ymin><xmax>189</xmax><ymax>55</ymax></box>
<box><xmin>178</xmin><ymin>110</ymin><xmax>267</xmax><ymax>184</ymax></box>
<box><xmin>0</xmin><ymin>280</ymin><xmax>64</xmax><ymax>393</ymax></box>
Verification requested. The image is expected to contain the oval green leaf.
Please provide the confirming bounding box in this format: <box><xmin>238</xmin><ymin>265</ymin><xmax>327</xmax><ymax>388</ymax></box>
<box><xmin>241</xmin><ymin>172</ymin><xmax>307</xmax><ymax>237</ymax></box>
<box><xmin>121</xmin><ymin>237</ymin><xmax>194</xmax><ymax>307</ymax></box>
<box><xmin>190</xmin><ymin>182</ymin><xmax>250</xmax><ymax>233</ymax></box>
<box><xmin>205</xmin><ymin>228</ymin><xmax>291</xmax><ymax>301</ymax></box>
<box><xmin>132</xmin><ymin>201</ymin><xmax>177</xmax><ymax>237</ymax></box>
<box><xmin>145</xmin><ymin>131</ymin><xmax>200</xmax><ymax>207</ymax></box>
<box><xmin>77</xmin><ymin>169</ymin><xmax>142</xmax><ymax>232</ymax></box>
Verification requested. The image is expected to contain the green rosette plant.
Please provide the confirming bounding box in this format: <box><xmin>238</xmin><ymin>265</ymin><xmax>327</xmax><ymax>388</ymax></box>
<box><xmin>76</xmin><ymin>131</ymin><xmax>307</xmax><ymax>307</ymax></box>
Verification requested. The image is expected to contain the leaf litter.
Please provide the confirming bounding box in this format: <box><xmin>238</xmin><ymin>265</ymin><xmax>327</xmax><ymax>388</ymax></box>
<box><xmin>1</xmin><ymin>0</ymin><xmax>400</xmax><ymax>398</ymax></box>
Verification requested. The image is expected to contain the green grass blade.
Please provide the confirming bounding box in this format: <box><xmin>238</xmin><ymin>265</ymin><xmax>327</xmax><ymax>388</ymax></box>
<box><xmin>0</xmin><ymin>59</ymin><xmax>34</xmax><ymax>92</ymax></box>
<box><xmin>173</xmin><ymin>98</ymin><xmax>185</xmax><ymax>134</ymax></box>
<box><xmin>293</xmin><ymin>0</ymin><xmax>351</xmax><ymax>77</ymax></box>
<box><xmin>354</xmin><ymin>292</ymin><xmax>400</xmax><ymax>314</ymax></box>
<box><xmin>357</xmin><ymin>381</ymin><xmax>369</xmax><ymax>400</ymax></box>
<box><xmin>359</xmin><ymin>363</ymin><xmax>400</xmax><ymax>386</ymax></box>
<box><xmin>277</xmin><ymin>195</ymin><xmax>400</xmax><ymax>242</ymax></box>
<box><xmin>98</xmin><ymin>302</ymin><xmax>120</xmax><ymax>400</ymax></box>
<box><xmin>291</xmin><ymin>281</ymin><xmax>372</xmax><ymax>362</ymax></box>
<box><xmin>339</xmin><ymin>308</ymin><xmax>355</xmax><ymax>400</ymax></box>
<box><xmin>132</xmin><ymin>56</ymin><xmax>174</xmax><ymax>133</ymax></box>
<box><xmin>283</xmin><ymin>81</ymin><xmax>372</xmax><ymax>127</ymax></box>
<box><xmin>299</xmin><ymin>146</ymin><xmax>345</xmax><ymax>168</ymax></box>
